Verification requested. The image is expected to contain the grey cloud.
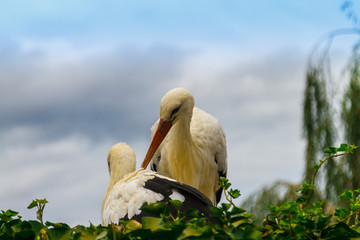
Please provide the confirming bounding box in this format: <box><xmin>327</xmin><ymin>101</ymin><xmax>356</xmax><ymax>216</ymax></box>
<box><xmin>0</xmin><ymin>43</ymin><xmax>189</xmax><ymax>143</ymax></box>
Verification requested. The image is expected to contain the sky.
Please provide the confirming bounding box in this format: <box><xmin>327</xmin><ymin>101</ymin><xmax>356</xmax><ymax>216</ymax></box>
<box><xmin>0</xmin><ymin>0</ymin><xmax>356</xmax><ymax>226</ymax></box>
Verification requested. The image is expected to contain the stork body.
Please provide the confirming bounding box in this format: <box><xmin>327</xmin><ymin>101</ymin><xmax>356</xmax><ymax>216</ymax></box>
<box><xmin>101</xmin><ymin>142</ymin><xmax>215</xmax><ymax>226</ymax></box>
<box><xmin>141</xmin><ymin>88</ymin><xmax>227</xmax><ymax>205</ymax></box>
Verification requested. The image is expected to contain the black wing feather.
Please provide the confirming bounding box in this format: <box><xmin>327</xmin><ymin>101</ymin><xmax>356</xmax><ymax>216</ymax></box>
<box><xmin>143</xmin><ymin>176</ymin><xmax>217</xmax><ymax>223</ymax></box>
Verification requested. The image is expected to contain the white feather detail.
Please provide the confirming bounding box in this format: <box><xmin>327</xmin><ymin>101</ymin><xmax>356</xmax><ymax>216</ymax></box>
<box><xmin>169</xmin><ymin>189</ymin><xmax>185</xmax><ymax>202</ymax></box>
<box><xmin>102</xmin><ymin>169</ymin><xmax>165</xmax><ymax>226</ymax></box>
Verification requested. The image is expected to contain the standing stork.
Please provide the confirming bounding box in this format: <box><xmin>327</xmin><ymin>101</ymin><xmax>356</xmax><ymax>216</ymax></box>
<box><xmin>141</xmin><ymin>87</ymin><xmax>227</xmax><ymax>205</ymax></box>
<box><xmin>101</xmin><ymin>142</ymin><xmax>216</xmax><ymax>226</ymax></box>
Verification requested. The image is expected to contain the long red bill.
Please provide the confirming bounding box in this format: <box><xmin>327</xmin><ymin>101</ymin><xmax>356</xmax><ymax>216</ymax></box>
<box><xmin>141</xmin><ymin>119</ymin><xmax>172</xmax><ymax>169</ymax></box>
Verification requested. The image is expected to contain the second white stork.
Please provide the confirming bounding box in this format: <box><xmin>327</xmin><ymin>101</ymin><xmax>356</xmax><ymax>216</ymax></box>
<box><xmin>141</xmin><ymin>87</ymin><xmax>227</xmax><ymax>205</ymax></box>
<box><xmin>101</xmin><ymin>142</ymin><xmax>216</xmax><ymax>226</ymax></box>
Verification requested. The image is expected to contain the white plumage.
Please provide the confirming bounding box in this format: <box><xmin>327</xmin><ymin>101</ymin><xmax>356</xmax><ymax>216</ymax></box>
<box><xmin>141</xmin><ymin>88</ymin><xmax>227</xmax><ymax>205</ymax></box>
<box><xmin>102</xmin><ymin>142</ymin><xmax>215</xmax><ymax>226</ymax></box>
<box><xmin>102</xmin><ymin>169</ymin><xmax>163</xmax><ymax>225</ymax></box>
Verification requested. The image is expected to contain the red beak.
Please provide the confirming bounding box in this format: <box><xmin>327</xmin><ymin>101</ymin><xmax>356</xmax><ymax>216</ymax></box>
<box><xmin>141</xmin><ymin>119</ymin><xmax>173</xmax><ymax>169</ymax></box>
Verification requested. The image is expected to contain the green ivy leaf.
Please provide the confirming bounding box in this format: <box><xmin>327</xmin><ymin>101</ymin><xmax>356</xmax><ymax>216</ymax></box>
<box><xmin>20</xmin><ymin>221</ymin><xmax>31</xmax><ymax>230</ymax></box>
<box><xmin>322</xmin><ymin>222</ymin><xmax>360</xmax><ymax>238</ymax></box>
<box><xmin>337</xmin><ymin>143</ymin><xmax>348</xmax><ymax>152</ymax></box>
<box><xmin>169</xmin><ymin>200</ymin><xmax>183</xmax><ymax>211</ymax></box>
<box><xmin>185</xmin><ymin>209</ymin><xmax>200</xmax><ymax>219</ymax></box>
<box><xmin>229</xmin><ymin>189</ymin><xmax>241</xmax><ymax>199</ymax></box>
<box><xmin>141</xmin><ymin>217</ymin><xmax>171</xmax><ymax>232</ymax></box>
<box><xmin>313</xmin><ymin>164</ymin><xmax>320</xmax><ymax>170</ymax></box>
<box><xmin>209</xmin><ymin>206</ymin><xmax>223</xmax><ymax>217</ymax></box>
<box><xmin>219</xmin><ymin>177</ymin><xmax>231</xmax><ymax>190</ymax></box>
<box><xmin>28</xmin><ymin>220</ymin><xmax>43</xmax><ymax>236</ymax></box>
<box><xmin>312</xmin><ymin>201</ymin><xmax>324</xmax><ymax>208</ymax></box>
<box><xmin>140</xmin><ymin>202</ymin><xmax>168</xmax><ymax>216</ymax></box>
<box><xmin>243</xmin><ymin>212</ymin><xmax>253</xmax><ymax>219</ymax></box>
<box><xmin>354</xmin><ymin>188</ymin><xmax>360</xmax><ymax>194</ymax></box>
<box><xmin>27</xmin><ymin>198</ymin><xmax>48</xmax><ymax>209</ymax></box>
<box><xmin>95</xmin><ymin>230</ymin><xmax>108</xmax><ymax>240</ymax></box>
<box><xmin>316</xmin><ymin>215</ymin><xmax>332</xmax><ymax>230</ymax></box>
<box><xmin>350</xmin><ymin>145</ymin><xmax>358</xmax><ymax>151</ymax></box>
<box><xmin>230</xmin><ymin>206</ymin><xmax>246</xmax><ymax>215</ymax></box>
<box><xmin>324</xmin><ymin>147</ymin><xmax>337</xmax><ymax>154</ymax></box>
<box><xmin>125</xmin><ymin>220</ymin><xmax>142</xmax><ymax>231</ymax></box>
<box><xmin>180</xmin><ymin>224</ymin><xmax>212</xmax><ymax>239</ymax></box>
<box><xmin>36</xmin><ymin>199</ymin><xmax>48</xmax><ymax>204</ymax></box>
<box><xmin>334</xmin><ymin>208</ymin><xmax>348</xmax><ymax>219</ymax></box>
<box><xmin>339</xmin><ymin>190</ymin><xmax>353</xmax><ymax>201</ymax></box>
<box><xmin>46</xmin><ymin>223</ymin><xmax>73</xmax><ymax>240</ymax></box>
<box><xmin>350</xmin><ymin>203</ymin><xmax>360</xmax><ymax>211</ymax></box>
<box><xmin>27</xmin><ymin>200</ymin><xmax>37</xmax><ymax>209</ymax></box>
<box><xmin>280</xmin><ymin>201</ymin><xmax>297</xmax><ymax>213</ymax></box>
<box><xmin>220</xmin><ymin>203</ymin><xmax>231</xmax><ymax>212</ymax></box>
<box><xmin>0</xmin><ymin>209</ymin><xmax>19</xmax><ymax>221</ymax></box>
<box><xmin>14</xmin><ymin>229</ymin><xmax>36</xmax><ymax>240</ymax></box>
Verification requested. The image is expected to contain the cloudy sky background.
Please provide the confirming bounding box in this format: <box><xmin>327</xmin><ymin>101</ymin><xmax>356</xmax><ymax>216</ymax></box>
<box><xmin>0</xmin><ymin>0</ymin><xmax>356</xmax><ymax>226</ymax></box>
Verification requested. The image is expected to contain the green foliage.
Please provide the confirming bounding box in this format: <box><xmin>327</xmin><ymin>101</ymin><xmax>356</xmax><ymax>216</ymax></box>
<box><xmin>302</xmin><ymin>6</ymin><xmax>360</xmax><ymax>203</ymax></box>
<box><xmin>262</xmin><ymin>188</ymin><xmax>360</xmax><ymax>239</ymax></box>
<box><xmin>27</xmin><ymin>198</ymin><xmax>48</xmax><ymax>224</ymax></box>
<box><xmin>2</xmin><ymin>144</ymin><xmax>360</xmax><ymax>239</ymax></box>
<box><xmin>262</xmin><ymin>144</ymin><xmax>360</xmax><ymax>239</ymax></box>
<box><xmin>304</xmin><ymin>144</ymin><xmax>358</xmax><ymax>206</ymax></box>
<box><xmin>0</xmin><ymin>182</ymin><xmax>261</xmax><ymax>240</ymax></box>
<box><xmin>241</xmin><ymin>181</ymin><xmax>302</xmax><ymax>225</ymax></box>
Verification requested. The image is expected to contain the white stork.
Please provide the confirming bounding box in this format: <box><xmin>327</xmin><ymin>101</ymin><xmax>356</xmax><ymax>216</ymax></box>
<box><xmin>101</xmin><ymin>142</ymin><xmax>216</xmax><ymax>226</ymax></box>
<box><xmin>141</xmin><ymin>87</ymin><xmax>227</xmax><ymax>205</ymax></box>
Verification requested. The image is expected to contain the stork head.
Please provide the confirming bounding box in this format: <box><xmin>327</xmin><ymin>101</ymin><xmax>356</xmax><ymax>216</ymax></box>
<box><xmin>107</xmin><ymin>142</ymin><xmax>136</xmax><ymax>182</ymax></box>
<box><xmin>141</xmin><ymin>87</ymin><xmax>195</xmax><ymax>169</ymax></box>
<box><xmin>159</xmin><ymin>87</ymin><xmax>194</xmax><ymax>124</ymax></box>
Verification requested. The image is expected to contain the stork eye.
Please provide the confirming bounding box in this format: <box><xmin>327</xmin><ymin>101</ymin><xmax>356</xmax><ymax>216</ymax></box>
<box><xmin>170</xmin><ymin>105</ymin><xmax>181</xmax><ymax>119</ymax></box>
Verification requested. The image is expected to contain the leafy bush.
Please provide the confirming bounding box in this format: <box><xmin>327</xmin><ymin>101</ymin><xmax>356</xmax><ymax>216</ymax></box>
<box><xmin>1</xmin><ymin>144</ymin><xmax>360</xmax><ymax>239</ymax></box>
